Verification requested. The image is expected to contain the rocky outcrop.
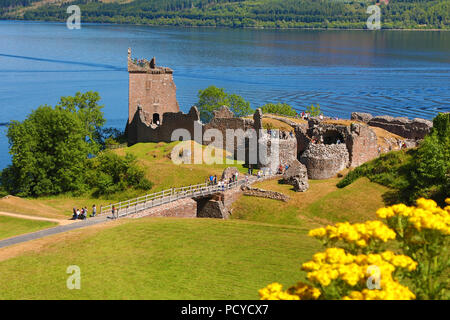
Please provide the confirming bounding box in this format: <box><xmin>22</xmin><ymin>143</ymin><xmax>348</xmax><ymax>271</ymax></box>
<box><xmin>300</xmin><ymin>144</ymin><xmax>349</xmax><ymax>180</ymax></box>
<box><xmin>281</xmin><ymin>159</ymin><xmax>309</xmax><ymax>192</ymax></box>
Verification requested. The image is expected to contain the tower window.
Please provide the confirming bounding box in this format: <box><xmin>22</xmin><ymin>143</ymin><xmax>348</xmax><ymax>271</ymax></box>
<box><xmin>153</xmin><ymin>113</ymin><xmax>160</xmax><ymax>125</ymax></box>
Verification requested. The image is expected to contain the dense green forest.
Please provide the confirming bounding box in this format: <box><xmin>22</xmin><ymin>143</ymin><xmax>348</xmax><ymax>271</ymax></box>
<box><xmin>1</xmin><ymin>0</ymin><xmax>449</xmax><ymax>29</ymax></box>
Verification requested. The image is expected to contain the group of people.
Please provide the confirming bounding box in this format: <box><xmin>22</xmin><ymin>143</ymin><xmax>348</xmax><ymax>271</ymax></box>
<box><xmin>206</xmin><ymin>172</ymin><xmax>239</xmax><ymax>188</ymax></box>
<box><xmin>71</xmin><ymin>205</ymin><xmax>97</xmax><ymax>220</ymax></box>
<box><xmin>266</xmin><ymin>129</ymin><xmax>294</xmax><ymax>140</ymax></box>
<box><xmin>277</xmin><ymin>164</ymin><xmax>290</xmax><ymax>175</ymax></box>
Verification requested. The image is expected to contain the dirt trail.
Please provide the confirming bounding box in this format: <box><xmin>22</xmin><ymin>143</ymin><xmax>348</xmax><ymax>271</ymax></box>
<box><xmin>0</xmin><ymin>211</ymin><xmax>75</xmax><ymax>226</ymax></box>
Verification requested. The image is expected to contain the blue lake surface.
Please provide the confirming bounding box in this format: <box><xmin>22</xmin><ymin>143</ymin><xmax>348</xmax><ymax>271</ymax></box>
<box><xmin>0</xmin><ymin>20</ymin><xmax>449</xmax><ymax>169</ymax></box>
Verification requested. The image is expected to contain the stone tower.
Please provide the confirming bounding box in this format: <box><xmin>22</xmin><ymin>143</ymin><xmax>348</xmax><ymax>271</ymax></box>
<box><xmin>127</xmin><ymin>48</ymin><xmax>179</xmax><ymax>126</ymax></box>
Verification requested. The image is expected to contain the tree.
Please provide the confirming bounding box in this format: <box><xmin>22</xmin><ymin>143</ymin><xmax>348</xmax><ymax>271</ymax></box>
<box><xmin>0</xmin><ymin>92</ymin><xmax>151</xmax><ymax>198</ymax></box>
<box><xmin>306</xmin><ymin>104</ymin><xmax>321</xmax><ymax>117</ymax></box>
<box><xmin>408</xmin><ymin>113</ymin><xmax>450</xmax><ymax>204</ymax></box>
<box><xmin>260</xmin><ymin>103</ymin><xmax>297</xmax><ymax>117</ymax></box>
<box><xmin>56</xmin><ymin>91</ymin><xmax>105</xmax><ymax>154</ymax></box>
<box><xmin>1</xmin><ymin>106</ymin><xmax>90</xmax><ymax>196</ymax></box>
<box><xmin>196</xmin><ymin>85</ymin><xmax>253</xmax><ymax>122</ymax></box>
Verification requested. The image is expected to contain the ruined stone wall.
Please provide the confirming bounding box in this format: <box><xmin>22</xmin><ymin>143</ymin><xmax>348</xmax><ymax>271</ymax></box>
<box><xmin>346</xmin><ymin>123</ymin><xmax>379</xmax><ymax>167</ymax></box>
<box><xmin>127</xmin><ymin>106</ymin><xmax>201</xmax><ymax>145</ymax></box>
<box><xmin>300</xmin><ymin>144</ymin><xmax>349</xmax><ymax>180</ymax></box>
<box><xmin>203</xmin><ymin>117</ymin><xmax>255</xmax><ymax>155</ymax></box>
<box><xmin>351</xmin><ymin>112</ymin><xmax>432</xmax><ymax>140</ymax></box>
<box><xmin>294</xmin><ymin>126</ymin><xmax>310</xmax><ymax>156</ymax></box>
<box><xmin>126</xmin><ymin>198</ymin><xmax>197</xmax><ymax>219</ymax></box>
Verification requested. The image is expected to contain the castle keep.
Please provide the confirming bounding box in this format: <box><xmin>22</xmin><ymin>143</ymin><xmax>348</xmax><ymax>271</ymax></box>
<box><xmin>127</xmin><ymin>48</ymin><xmax>179</xmax><ymax>126</ymax></box>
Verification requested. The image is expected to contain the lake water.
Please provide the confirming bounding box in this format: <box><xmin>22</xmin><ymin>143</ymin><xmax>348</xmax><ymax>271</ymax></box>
<box><xmin>0</xmin><ymin>21</ymin><xmax>449</xmax><ymax>169</ymax></box>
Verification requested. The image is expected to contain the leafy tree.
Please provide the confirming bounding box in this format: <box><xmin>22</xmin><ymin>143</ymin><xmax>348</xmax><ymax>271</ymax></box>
<box><xmin>408</xmin><ymin>113</ymin><xmax>450</xmax><ymax>204</ymax></box>
<box><xmin>261</xmin><ymin>103</ymin><xmax>297</xmax><ymax>117</ymax></box>
<box><xmin>1</xmin><ymin>106</ymin><xmax>90</xmax><ymax>196</ymax></box>
<box><xmin>306</xmin><ymin>104</ymin><xmax>321</xmax><ymax>117</ymax></box>
<box><xmin>196</xmin><ymin>85</ymin><xmax>253</xmax><ymax>122</ymax></box>
<box><xmin>56</xmin><ymin>91</ymin><xmax>105</xmax><ymax>154</ymax></box>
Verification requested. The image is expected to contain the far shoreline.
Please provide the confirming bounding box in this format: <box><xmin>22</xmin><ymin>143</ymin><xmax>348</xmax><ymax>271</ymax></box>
<box><xmin>1</xmin><ymin>18</ymin><xmax>449</xmax><ymax>32</ymax></box>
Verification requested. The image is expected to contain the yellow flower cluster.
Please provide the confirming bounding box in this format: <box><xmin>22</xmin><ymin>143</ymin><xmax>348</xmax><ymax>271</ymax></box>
<box><xmin>376</xmin><ymin>198</ymin><xmax>450</xmax><ymax>234</ymax></box>
<box><xmin>308</xmin><ymin>220</ymin><xmax>396</xmax><ymax>247</ymax></box>
<box><xmin>258</xmin><ymin>283</ymin><xmax>300</xmax><ymax>300</ymax></box>
<box><xmin>258</xmin><ymin>282</ymin><xmax>321</xmax><ymax>300</ymax></box>
<box><xmin>301</xmin><ymin>248</ymin><xmax>417</xmax><ymax>291</ymax></box>
<box><xmin>343</xmin><ymin>280</ymin><xmax>416</xmax><ymax>300</ymax></box>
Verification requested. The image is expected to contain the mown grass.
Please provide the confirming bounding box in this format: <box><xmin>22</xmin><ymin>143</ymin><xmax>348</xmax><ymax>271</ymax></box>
<box><xmin>0</xmin><ymin>216</ymin><xmax>56</xmax><ymax>240</ymax></box>
<box><xmin>232</xmin><ymin>177</ymin><xmax>389</xmax><ymax>227</ymax></box>
<box><xmin>0</xmin><ymin>218</ymin><xmax>320</xmax><ymax>300</ymax></box>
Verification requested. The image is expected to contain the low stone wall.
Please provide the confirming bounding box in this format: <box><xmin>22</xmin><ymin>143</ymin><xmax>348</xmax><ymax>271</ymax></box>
<box><xmin>300</xmin><ymin>143</ymin><xmax>349</xmax><ymax>180</ymax></box>
<box><xmin>241</xmin><ymin>186</ymin><xmax>289</xmax><ymax>202</ymax></box>
<box><xmin>351</xmin><ymin>112</ymin><xmax>432</xmax><ymax>140</ymax></box>
<box><xmin>126</xmin><ymin>198</ymin><xmax>197</xmax><ymax>219</ymax></box>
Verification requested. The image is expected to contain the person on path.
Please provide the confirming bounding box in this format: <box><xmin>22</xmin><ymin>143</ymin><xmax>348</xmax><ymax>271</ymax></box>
<box><xmin>90</xmin><ymin>204</ymin><xmax>97</xmax><ymax>217</ymax></box>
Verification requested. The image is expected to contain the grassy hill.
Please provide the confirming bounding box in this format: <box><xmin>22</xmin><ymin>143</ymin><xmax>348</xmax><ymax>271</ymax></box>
<box><xmin>1</xmin><ymin>0</ymin><xmax>448</xmax><ymax>30</ymax></box>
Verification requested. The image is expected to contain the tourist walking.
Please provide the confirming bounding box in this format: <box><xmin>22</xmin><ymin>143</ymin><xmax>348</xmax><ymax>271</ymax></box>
<box><xmin>90</xmin><ymin>204</ymin><xmax>97</xmax><ymax>217</ymax></box>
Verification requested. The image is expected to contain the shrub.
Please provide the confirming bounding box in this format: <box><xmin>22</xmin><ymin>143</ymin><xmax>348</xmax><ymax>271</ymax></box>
<box><xmin>87</xmin><ymin>151</ymin><xmax>153</xmax><ymax>197</ymax></box>
<box><xmin>260</xmin><ymin>103</ymin><xmax>297</xmax><ymax>117</ymax></box>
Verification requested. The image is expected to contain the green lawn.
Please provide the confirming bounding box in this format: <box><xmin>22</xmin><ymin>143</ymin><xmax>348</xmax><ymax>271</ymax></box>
<box><xmin>0</xmin><ymin>216</ymin><xmax>57</xmax><ymax>240</ymax></box>
<box><xmin>0</xmin><ymin>218</ymin><xmax>320</xmax><ymax>299</ymax></box>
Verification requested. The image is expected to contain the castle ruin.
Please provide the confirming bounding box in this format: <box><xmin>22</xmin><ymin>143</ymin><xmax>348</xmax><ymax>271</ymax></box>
<box><xmin>126</xmin><ymin>50</ymin><xmax>433</xmax><ymax>182</ymax></box>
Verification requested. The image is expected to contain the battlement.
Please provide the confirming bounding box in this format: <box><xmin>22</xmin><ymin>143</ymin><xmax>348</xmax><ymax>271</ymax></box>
<box><xmin>127</xmin><ymin>48</ymin><xmax>173</xmax><ymax>74</ymax></box>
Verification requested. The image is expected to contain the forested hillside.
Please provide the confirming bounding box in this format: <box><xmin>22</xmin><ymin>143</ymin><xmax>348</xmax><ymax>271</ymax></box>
<box><xmin>1</xmin><ymin>0</ymin><xmax>449</xmax><ymax>29</ymax></box>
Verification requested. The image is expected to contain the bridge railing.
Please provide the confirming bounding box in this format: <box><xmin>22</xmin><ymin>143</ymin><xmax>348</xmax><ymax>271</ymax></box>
<box><xmin>100</xmin><ymin>179</ymin><xmax>244</xmax><ymax>218</ymax></box>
